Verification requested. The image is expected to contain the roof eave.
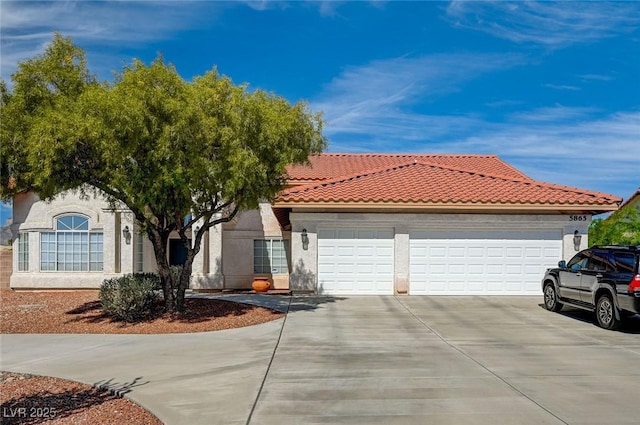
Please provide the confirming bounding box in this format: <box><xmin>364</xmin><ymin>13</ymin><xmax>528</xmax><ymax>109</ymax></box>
<box><xmin>272</xmin><ymin>200</ymin><xmax>620</xmax><ymax>213</ymax></box>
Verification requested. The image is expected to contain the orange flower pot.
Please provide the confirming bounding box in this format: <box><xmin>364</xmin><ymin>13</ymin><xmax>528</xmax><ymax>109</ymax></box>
<box><xmin>252</xmin><ymin>277</ymin><xmax>271</xmax><ymax>292</ymax></box>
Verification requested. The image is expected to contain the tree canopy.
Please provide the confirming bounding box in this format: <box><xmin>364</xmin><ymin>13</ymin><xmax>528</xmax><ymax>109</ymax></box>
<box><xmin>1</xmin><ymin>34</ymin><xmax>326</xmax><ymax>312</ymax></box>
<box><xmin>589</xmin><ymin>205</ymin><xmax>640</xmax><ymax>247</ymax></box>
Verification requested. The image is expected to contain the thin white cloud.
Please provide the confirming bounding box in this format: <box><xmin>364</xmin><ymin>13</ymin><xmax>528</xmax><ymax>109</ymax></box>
<box><xmin>446</xmin><ymin>0</ymin><xmax>640</xmax><ymax>48</ymax></box>
<box><xmin>508</xmin><ymin>105</ymin><xmax>596</xmax><ymax>122</ymax></box>
<box><xmin>313</xmin><ymin>52</ymin><xmax>525</xmax><ymax>144</ymax></box>
<box><xmin>0</xmin><ymin>0</ymin><xmax>219</xmax><ymax>81</ymax></box>
<box><xmin>542</xmin><ymin>83</ymin><xmax>580</xmax><ymax>91</ymax></box>
<box><xmin>578</xmin><ymin>74</ymin><xmax>614</xmax><ymax>82</ymax></box>
<box><xmin>444</xmin><ymin>109</ymin><xmax>640</xmax><ymax>198</ymax></box>
<box><xmin>239</xmin><ymin>0</ymin><xmax>344</xmax><ymax>16</ymax></box>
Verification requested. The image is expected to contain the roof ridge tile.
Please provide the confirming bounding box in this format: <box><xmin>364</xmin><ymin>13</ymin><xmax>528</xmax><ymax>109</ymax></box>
<box><xmin>283</xmin><ymin>161</ymin><xmax>416</xmax><ymax>196</ymax></box>
<box><xmin>412</xmin><ymin>160</ymin><xmax>620</xmax><ymax>201</ymax></box>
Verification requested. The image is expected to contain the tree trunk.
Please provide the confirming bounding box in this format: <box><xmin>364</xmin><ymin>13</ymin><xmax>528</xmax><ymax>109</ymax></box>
<box><xmin>174</xmin><ymin>234</ymin><xmax>200</xmax><ymax>313</ymax></box>
<box><xmin>148</xmin><ymin>228</ymin><xmax>176</xmax><ymax>312</ymax></box>
<box><xmin>175</xmin><ymin>259</ymin><xmax>193</xmax><ymax>313</ymax></box>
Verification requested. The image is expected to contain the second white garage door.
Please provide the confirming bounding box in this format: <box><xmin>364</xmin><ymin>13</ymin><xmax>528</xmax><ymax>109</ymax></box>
<box><xmin>410</xmin><ymin>229</ymin><xmax>562</xmax><ymax>295</ymax></box>
<box><xmin>317</xmin><ymin>228</ymin><xmax>394</xmax><ymax>295</ymax></box>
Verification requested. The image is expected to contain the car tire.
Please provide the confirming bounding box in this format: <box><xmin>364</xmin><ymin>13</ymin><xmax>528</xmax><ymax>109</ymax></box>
<box><xmin>596</xmin><ymin>294</ymin><xmax>621</xmax><ymax>330</ymax></box>
<box><xmin>543</xmin><ymin>283</ymin><xmax>563</xmax><ymax>312</ymax></box>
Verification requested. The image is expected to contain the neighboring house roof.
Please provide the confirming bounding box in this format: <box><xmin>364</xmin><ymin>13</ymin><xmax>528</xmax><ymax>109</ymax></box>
<box><xmin>619</xmin><ymin>187</ymin><xmax>640</xmax><ymax>210</ymax></box>
<box><xmin>276</xmin><ymin>155</ymin><xmax>621</xmax><ymax>212</ymax></box>
<box><xmin>285</xmin><ymin>153</ymin><xmax>531</xmax><ymax>183</ymax></box>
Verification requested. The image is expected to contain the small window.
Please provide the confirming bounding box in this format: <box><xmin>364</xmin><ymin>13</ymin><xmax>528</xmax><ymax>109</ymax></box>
<box><xmin>253</xmin><ymin>239</ymin><xmax>289</xmax><ymax>274</ymax></box>
<box><xmin>57</xmin><ymin>215</ymin><xmax>89</xmax><ymax>231</ymax></box>
<box><xmin>134</xmin><ymin>232</ymin><xmax>144</xmax><ymax>273</ymax></box>
<box><xmin>89</xmin><ymin>233</ymin><xmax>104</xmax><ymax>271</ymax></box>
<box><xmin>17</xmin><ymin>233</ymin><xmax>29</xmax><ymax>272</ymax></box>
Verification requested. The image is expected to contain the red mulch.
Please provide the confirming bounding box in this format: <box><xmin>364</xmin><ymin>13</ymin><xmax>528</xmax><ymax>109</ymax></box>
<box><xmin>0</xmin><ymin>290</ymin><xmax>284</xmax><ymax>334</ymax></box>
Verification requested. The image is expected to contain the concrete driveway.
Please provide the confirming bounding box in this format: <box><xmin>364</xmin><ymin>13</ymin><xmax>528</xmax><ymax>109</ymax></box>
<box><xmin>2</xmin><ymin>295</ymin><xmax>639</xmax><ymax>425</ymax></box>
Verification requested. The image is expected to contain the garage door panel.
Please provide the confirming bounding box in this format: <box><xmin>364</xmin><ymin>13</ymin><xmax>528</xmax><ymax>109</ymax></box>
<box><xmin>487</xmin><ymin>247</ymin><xmax>504</xmax><ymax>257</ymax></box>
<box><xmin>377</xmin><ymin>246</ymin><xmax>393</xmax><ymax>256</ymax></box>
<box><xmin>468</xmin><ymin>264</ymin><xmax>484</xmax><ymax>274</ymax></box>
<box><xmin>318</xmin><ymin>228</ymin><xmax>394</xmax><ymax>295</ymax></box>
<box><xmin>506</xmin><ymin>247</ymin><xmax>523</xmax><ymax>257</ymax></box>
<box><xmin>468</xmin><ymin>281</ymin><xmax>485</xmax><ymax>291</ymax></box>
<box><xmin>410</xmin><ymin>229</ymin><xmax>562</xmax><ymax>295</ymax></box>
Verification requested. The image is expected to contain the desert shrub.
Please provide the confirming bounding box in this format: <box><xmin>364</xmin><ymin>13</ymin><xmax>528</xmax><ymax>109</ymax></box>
<box><xmin>99</xmin><ymin>274</ymin><xmax>158</xmax><ymax>322</ymax></box>
<box><xmin>134</xmin><ymin>272</ymin><xmax>162</xmax><ymax>290</ymax></box>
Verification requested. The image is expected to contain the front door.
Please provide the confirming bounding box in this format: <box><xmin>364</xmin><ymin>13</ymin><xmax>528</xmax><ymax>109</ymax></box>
<box><xmin>169</xmin><ymin>239</ymin><xmax>190</xmax><ymax>266</ymax></box>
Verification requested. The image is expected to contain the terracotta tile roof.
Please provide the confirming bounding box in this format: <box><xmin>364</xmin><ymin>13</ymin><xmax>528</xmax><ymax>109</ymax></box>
<box><xmin>286</xmin><ymin>153</ymin><xmax>531</xmax><ymax>182</ymax></box>
<box><xmin>278</xmin><ymin>160</ymin><xmax>621</xmax><ymax>208</ymax></box>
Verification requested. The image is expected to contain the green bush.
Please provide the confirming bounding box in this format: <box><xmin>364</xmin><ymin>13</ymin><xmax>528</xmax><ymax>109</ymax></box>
<box><xmin>100</xmin><ymin>274</ymin><xmax>158</xmax><ymax>322</ymax></box>
<box><xmin>134</xmin><ymin>272</ymin><xmax>162</xmax><ymax>290</ymax></box>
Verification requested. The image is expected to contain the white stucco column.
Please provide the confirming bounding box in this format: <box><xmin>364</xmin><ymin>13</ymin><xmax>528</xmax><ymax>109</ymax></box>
<box><xmin>562</xmin><ymin>217</ymin><xmax>591</xmax><ymax>261</ymax></box>
<box><xmin>120</xmin><ymin>212</ymin><xmax>135</xmax><ymax>274</ymax></box>
<box><xmin>191</xmin><ymin>219</ymin><xmax>205</xmax><ymax>275</ymax></box>
<box><xmin>190</xmin><ymin>221</ymin><xmax>225</xmax><ymax>290</ymax></box>
<box><xmin>394</xmin><ymin>224</ymin><xmax>410</xmax><ymax>294</ymax></box>
<box><xmin>102</xmin><ymin>210</ymin><xmax>117</xmax><ymax>274</ymax></box>
<box><xmin>289</xmin><ymin>214</ymin><xmax>318</xmax><ymax>293</ymax></box>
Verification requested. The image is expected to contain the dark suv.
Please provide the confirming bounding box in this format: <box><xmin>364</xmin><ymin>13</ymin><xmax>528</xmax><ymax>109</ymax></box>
<box><xmin>542</xmin><ymin>245</ymin><xmax>640</xmax><ymax>329</ymax></box>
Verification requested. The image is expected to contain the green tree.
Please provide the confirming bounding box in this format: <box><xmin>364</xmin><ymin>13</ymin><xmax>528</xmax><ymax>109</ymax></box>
<box><xmin>1</xmin><ymin>34</ymin><xmax>326</xmax><ymax>312</ymax></box>
<box><xmin>589</xmin><ymin>207</ymin><xmax>640</xmax><ymax>246</ymax></box>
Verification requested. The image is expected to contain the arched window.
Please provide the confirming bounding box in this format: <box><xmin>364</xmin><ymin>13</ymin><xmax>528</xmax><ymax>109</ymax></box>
<box><xmin>40</xmin><ymin>215</ymin><xmax>103</xmax><ymax>272</ymax></box>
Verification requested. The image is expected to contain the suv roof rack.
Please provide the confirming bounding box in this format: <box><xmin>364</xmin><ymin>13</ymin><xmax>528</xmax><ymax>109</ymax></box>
<box><xmin>592</xmin><ymin>245</ymin><xmax>639</xmax><ymax>251</ymax></box>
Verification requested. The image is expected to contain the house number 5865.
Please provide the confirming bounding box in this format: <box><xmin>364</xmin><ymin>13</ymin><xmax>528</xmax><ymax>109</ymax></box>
<box><xmin>569</xmin><ymin>215</ymin><xmax>587</xmax><ymax>222</ymax></box>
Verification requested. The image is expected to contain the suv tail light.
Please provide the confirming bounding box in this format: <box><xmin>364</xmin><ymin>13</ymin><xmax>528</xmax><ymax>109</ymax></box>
<box><xmin>629</xmin><ymin>274</ymin><xmax>640</xmax><ymax>293</ymax></box>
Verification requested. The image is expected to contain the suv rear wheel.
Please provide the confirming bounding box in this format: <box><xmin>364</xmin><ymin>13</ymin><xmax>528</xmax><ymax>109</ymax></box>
<box><xmin>596</xmin><ymin>294</ymin><xmax>621</xmax><ymax>330</ymax></box>
<box><xmin>544</xmin><ymin>283</ymin><xmax>563</xmax><ymax>312</ymax></box>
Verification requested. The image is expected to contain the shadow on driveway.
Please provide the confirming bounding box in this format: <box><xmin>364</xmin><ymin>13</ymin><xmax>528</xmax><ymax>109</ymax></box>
<box><xmin>537</xmin><ymin>303</ymin><xmax>640</xmax><ymax>334</ymax></box>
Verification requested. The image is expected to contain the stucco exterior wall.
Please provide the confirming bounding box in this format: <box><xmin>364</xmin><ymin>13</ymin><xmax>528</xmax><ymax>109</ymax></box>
<box><xmin>289</xmin><ymin>211</ymin><xmax>591</xmax><ymax>294</ymax></box>
<box><xmin>10</xmin><ymin>191</ymin><xmax>138</xmax><ymax>289</ymax></box>
<box><xmin>9</xmin><ymin>191</ymin><xmax>289</xmax><ymax>291</ymax></box>
<box><xmin>9</xmin><ymin>188</ymin><xmax>593</xmax><ymax>293</ymax></box>
<box><xmin>217</xmin><ymin>203</ymin><xmax>290</xmax><ymax>290</ymax></box>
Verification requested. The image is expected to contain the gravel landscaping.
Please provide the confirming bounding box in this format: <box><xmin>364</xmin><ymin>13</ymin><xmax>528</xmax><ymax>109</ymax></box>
<box><xmin>1</xmin><ymin>289</ymin><xmax>286</xmax><ymax>423</ymax></box>
<box><xmin>1</xmin><ymin>371</ymin><xmax>162</xmax><ymax>425</ymax></box>
<box><xmin>0</xmin><ymin>289</ymin><xmax>284</xmax><ymax>334</ymax></box>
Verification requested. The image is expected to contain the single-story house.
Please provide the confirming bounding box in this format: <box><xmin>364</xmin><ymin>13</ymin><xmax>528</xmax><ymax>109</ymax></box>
<box><xmin>10</xmin><ymin>153</ymin><xmax>621</xmax><ymax>295</ymax></box>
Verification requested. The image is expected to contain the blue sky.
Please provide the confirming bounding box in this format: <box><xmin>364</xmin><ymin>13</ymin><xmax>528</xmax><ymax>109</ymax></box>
<box><xmin>1</xmin><ymin>0</ymin><xmax>639</xmax><ymax>223</ymax></box>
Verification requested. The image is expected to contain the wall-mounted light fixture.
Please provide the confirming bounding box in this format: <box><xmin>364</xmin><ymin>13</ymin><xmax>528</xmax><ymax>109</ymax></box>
<box><xmin>301</xmin><ymin>228</ymin><xmax>309</xmax><ymax>251</ymax></box>
<box><xmin>573</xmin><ymin>230</ymin><xmax>582</xmax><ymax>251</ymax></box>
<box><xmin>122</xmin><ymin>225</ymin><xmax>132</xmax><ymax>245</ymax></box>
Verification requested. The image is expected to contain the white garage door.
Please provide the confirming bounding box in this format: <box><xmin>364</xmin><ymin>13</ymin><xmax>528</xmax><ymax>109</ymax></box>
<box><xmin>318</xmin><ymin>228</ymin><xmax>394</xmax><ymax>295</ymax></box>
<box><xmin>410</xmin><ymin>229</ymin><xmax>562</xmax><ymax>295</ymax></box>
